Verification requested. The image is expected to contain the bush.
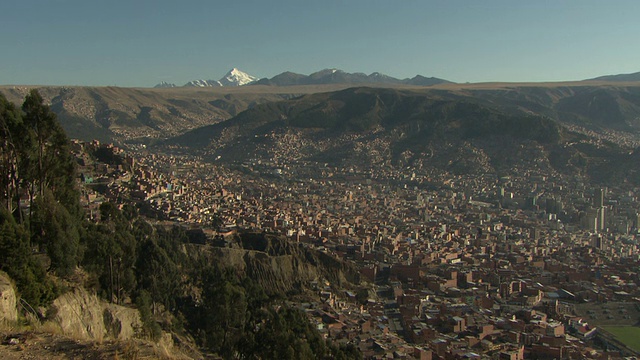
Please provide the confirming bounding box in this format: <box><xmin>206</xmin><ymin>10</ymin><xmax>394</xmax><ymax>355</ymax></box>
<box><xmin>135</xmin><ymin>290</ymin><xmax>162</xmax><ymax>341</ymax></box>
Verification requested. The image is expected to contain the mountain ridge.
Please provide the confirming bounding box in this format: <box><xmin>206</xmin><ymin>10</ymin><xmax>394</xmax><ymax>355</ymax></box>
<box><xmin>4</xmin><ymin>83</ymin><xmax>640</xmax><ymax>155</ymax></box>
<box><xmin>155</xmin><ymin>68</ymin><xmax>452</xmax><ymax>88</ymax></box>
<box><xmin>162</xmin><ymin>85</ymin><xmax>640</xmax><ymax>186</ymax></box>
<box><xmin>153</xmin><ymin>81</ymin><xmax>176</xmax><ymax>88</ymax></box>
<box><xmin>251</xmin><ymin>68</ymin><xmax>452</xmax><ymax>87</ymax></box>
<box><xmin>585</xmin><ymin>71</ymin><xmax>640</xmax><ymax>82</ymax></box>
<box><xmin>173</xmin><ymin>68</ymin><xmax>259</xmax><ymax>88</ymax></box>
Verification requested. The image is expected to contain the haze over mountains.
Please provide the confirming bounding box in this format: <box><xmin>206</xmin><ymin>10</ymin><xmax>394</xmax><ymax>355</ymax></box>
<box><xmin>153</xmin><ymin>68</ymin><xmax>640</xmax><ymax>90</ymax></box>
<box><xmin>154</xmin><ymin>68</ymin><xmax>452</xmax><ymax>88</ymax></box>
<box><xmin>3</xmin><ymin>69</ymin><xmax>640</xmax><ymax>188</ymax></box>
<box><xmin>251</xmin><ymin>68</ymin><xmax>452</xmax><ymax>87</ymax></box>
<box><xmin>585</xmin><ymin>71</ymin><xmax>640</xmax><ymax>83</ymax></box>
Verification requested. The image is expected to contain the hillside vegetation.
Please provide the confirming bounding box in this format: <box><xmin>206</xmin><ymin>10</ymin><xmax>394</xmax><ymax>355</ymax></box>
<box><xmin>0</xmin><ymin>91</ymin><xmax>362</xmax><ymax>359</ymax></box>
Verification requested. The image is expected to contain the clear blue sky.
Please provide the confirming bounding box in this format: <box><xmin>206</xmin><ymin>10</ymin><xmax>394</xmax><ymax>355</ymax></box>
<box><xmin>2</xmin><ymin>0</ymin><xmax>639</xmax><ymax>87</ymax></box>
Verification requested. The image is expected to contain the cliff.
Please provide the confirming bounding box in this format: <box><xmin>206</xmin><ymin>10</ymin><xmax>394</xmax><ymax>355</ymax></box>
<box><xmin>0</xmin><ymin>273</ymin><xmax>17</xmax><ymax>323</ymax></box>
<box><xmin>185</xmin><ymin>232</ymin><xmax>362</xmax><ymax>295</ymax></box>
<box><xmin>50</xmin><ymin>287</ymin><xmax>141</xmax><ymax>341</ymax></box>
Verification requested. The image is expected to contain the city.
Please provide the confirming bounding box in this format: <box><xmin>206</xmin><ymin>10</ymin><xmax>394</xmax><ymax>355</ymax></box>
<box><xmin>75</xmin><ymin>137</ymin><xmax>640</xmax><ymax>359</ymax></box>
<box><xmin>3</xmin><ymin>2</ymin><xmax>640</xmax><ymax>356</ymax></box>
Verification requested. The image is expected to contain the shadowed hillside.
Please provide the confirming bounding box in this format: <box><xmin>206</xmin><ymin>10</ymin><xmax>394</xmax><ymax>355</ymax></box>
<box><xmin>3</xmin><ymin>83</ymin><xmax>640</xmax><ymax>147</ymax></box>
<box><xmin>164</xmin><ymin>86</ymin><xmax>640</xmax><ymax>185</ymax></box>
<box><xmin>0</xmin><ymin>86</ymin><xmax>297</xmax><ymax>143</ymax></box>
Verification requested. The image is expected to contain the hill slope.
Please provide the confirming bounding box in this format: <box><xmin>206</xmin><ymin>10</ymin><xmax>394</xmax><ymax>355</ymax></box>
<box><xmin>0</xmin><ymin>86</ymin><xmax>295</xmax><ymax>143</ymax></box>
<box><xmin>165</xmin><ymin>85</ymin><xmax>640</xmax><ymax>185</ymax></box>
<box><xmin>4</xmin><ymin>83</ymin><xmax>640</xmax><ymax>159</ymax></box>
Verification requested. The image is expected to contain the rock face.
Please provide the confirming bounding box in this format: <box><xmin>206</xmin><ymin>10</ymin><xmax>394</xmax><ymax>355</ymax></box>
<box><xmin>50</xmin><ymin>287</ymin><xmax>141</xmax><ymax>341</ymax></box>
<box><xmin>0</xmin><ymin>273</ymin><xmax>17</xmax><ymax>323</ymax></box>
<box><xmin>186</xmin><ymin>233</ymin><xmax>362</xmax><ymax>295</ymax></box>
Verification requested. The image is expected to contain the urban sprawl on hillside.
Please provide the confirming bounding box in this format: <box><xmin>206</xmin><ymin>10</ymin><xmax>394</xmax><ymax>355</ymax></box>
<box><xmin>74</xmin><ymin>139</ymin><xmax>640</xmax><ymax>359</ymax></box>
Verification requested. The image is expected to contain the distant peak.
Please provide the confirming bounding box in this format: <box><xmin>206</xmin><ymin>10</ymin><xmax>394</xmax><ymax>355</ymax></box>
<box><xmin>219</xmin><ymin>68</ymin><xmax>258</xmax><ymax>86</ymax></box>
<box><xmin>311</xmin><ymin>68</ymin><xmax>343</xmax><ymax>76</ymax></box>
<box><xmin>180</xmin><ymin>68</ymin><xmax>452</xmax><ymax>88</ymax></box>
<box><xmin>153</xmin><ymin>81</ymin><xmax>177</xmax><ymax>88</ymax></box>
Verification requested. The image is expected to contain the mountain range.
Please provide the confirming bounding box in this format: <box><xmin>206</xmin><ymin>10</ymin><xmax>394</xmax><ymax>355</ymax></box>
<box><xmin>154</xmin><ymin>68</ymin><xmax>452</xmax><ymax>88</ymax></box>
<box><xmin>251</xmin><ymin>68</ymin><xmax>452</xmax><ymax>86</ymax></box>
<box><xmin>156</xmin><ymin>68</ymin><xmax>640</xmax><ymax>89</ymax></box>
<box><xmin>155</xmin><ymin>68</ymin><xmax>259</xmax><ymax>88</ymax></box>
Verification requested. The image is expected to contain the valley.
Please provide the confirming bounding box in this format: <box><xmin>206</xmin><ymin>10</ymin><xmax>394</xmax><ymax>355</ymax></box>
<box><xmin>3</xmin><ymin>79</ymin><xmax>640</xmax><ymax>359</ymax></box>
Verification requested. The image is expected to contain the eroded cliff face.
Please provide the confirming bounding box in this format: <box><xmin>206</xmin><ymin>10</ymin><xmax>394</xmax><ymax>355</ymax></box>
<box><xmin>185</xmin><ymin>233</ymin><xmax>362</xmax><ymax>295</ymax></box>
<box><xmin>50</xmin><ymin>287</ymin><xmax>141</xmax><ymax>341</ymax></box>
<box><xmin>0</xmin><ymin>273</ymin><xmax>17</xmax><ymax>323</ymax></box>
<box><xmin>0</xmin><ymin>275</ymin><xmax>198</xmax><ymax>359</ymax></box>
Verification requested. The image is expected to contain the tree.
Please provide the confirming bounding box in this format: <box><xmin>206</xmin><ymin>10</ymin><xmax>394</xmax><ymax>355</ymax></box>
<box><xmin>135</xmin><ymin>290</ymin><xmax>162</xmax><ymax>341</ymax></box>
<box><xmin>30</xmin><ymin>190</ymin><xmax>81</xmax><ymax>277</ymax></box>
<box><xmin>0</xmin><ymin>207</ymin><xmax>56</xmax><ymax>307</ymax></box>
<box><xmin>236</xmin><ymin>302</ymin><xmax>362</xmax><ymax>360</ymax></box>
<box><xmin>155</xmin><ymin>225</ymin><xmax>188</xmax><ymax>265</ymax></box>
<box><xmin>82</xmin><ymin>203</ymin><xmax>137</xmax><ymax>302</ymax></box>
<box><xmin>21</xmin><ymin>90</ymin><xmax>58</xmax><ymax>198</ymax></box>
<box><xmin>199</xmin><ymin>266</ymin><xmax>247</xmax><ymax>359</ymax></box>
<box><xmin>0</xmin><ymin>94</ymin><xmax>28</xmax><ymax>215</ymax></box>
<box><xmin>21</xmin><ymin>90</ymin><xmax>80</xmax><ymax>217</ymax></box>
<box><xmin>136</xmin><ymin>238</ymin><xmax>180</xmax><ymax>313</ymax></box>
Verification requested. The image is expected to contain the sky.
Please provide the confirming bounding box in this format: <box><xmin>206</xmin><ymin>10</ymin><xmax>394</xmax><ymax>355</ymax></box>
<box><xmin>2</xmin><ymin>0</ymin><xmax>639</xmax><ymax>87</ymax></box>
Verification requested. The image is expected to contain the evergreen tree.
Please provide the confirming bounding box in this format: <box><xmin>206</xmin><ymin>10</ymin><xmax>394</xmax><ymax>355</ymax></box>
<box><xmin>135</xmin><ymin>289</ymin><xmax>162</xmax><ymax>341</ymax></box>
<box><xmin>0</xmin><ymin>207</ymin><xmax>56</xmax><ymax>307</ymax></box>
<box><xmin>0</xmin><ymin>94</ymin><xmax>28</xmax><ymax>215</ymax></box>
<box><xmin>136</xmin><ymin>237</ymin><xmax>181</xmax><ymax>313</ymax></box>
<box><xmin>21</xmin><ymin>89</ymin><xmax>58</xmax><ymax>199</ymax></box>
<box><xmin>31</xmin><ymin>190</ymin><xmax>81</xmax><ymax>277</ymax></box>
<box><xmin>199</xmin><ymin>266</ymin><xmax>247</xmax><ymax>358</ymax></box>
<box><xmin>21</xmin><ymin>89</ymin><xmax>80</xmax><ymax>217</ymax></box>
<box><xmin>82</xmin><ymin>203</ymin><xmax>137</xmax><ymax>303</ymax></box>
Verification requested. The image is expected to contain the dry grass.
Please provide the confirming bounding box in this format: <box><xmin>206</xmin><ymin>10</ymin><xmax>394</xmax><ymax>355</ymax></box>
<box><xmin>21</xmin><ymin>312</ymin><xmax>41</xmax><ymax>330</ymax></box>
<box><xmin>120</xmin><ymin>340</ymin><xmax>140</xmax><ymax>360</ymax></box>
<box><xmin>36</xmin><ymin>320</ymin><xmax>63</xmax><ymax>336</ymax></box>
<box><xmin>1</xmin><ymin>320</ymin><xmax>194</xmax><ymax>359</ymax></box>
<box><xmin>0</xmin><ymin>320</ymin><xmax>19</xmax><ymax>334</ymax></box>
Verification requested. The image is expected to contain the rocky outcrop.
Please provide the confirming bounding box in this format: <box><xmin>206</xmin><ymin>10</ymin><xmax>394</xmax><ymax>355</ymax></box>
<box><xmin>50</xmin><ymin>287</ymin><xmax>141</xmax><ymax>341</ymax></box>
<box><xmin>185</xmin><ymin>233</ymin><xmax>362</xmax><ymax>295</ymax></box>
<box><xmin>0</xmin><ymin>273</ymin><xmax>17</xmax><ymax>323</ymax></box>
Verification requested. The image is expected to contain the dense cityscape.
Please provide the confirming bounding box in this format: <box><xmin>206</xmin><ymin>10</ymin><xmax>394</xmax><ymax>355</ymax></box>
<box><xmin>4</xmin><ymin>1</ymin><xmax>640</xmax><ymax>359</ymax></box>
<box><xmin>74</xmin><ymin>137</ymin><xmax>640</xmax><ymax>359</ymax></box>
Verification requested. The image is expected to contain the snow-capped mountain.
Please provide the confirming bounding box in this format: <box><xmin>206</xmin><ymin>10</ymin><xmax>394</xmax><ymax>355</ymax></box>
<box><xmin>184</xmin><ymin>79</ymin><xmax>222</xmax><ymax>87</ymax></box>
<box><xmin>218</xmin><ymin>68</ymin><xmax>258</xmax><ymax>86</ymax></box>
<box><xmin>153</xmin><ymin>81</ymin><xmax>177</xmax><ymax>88</ymax></box>
<box><xmin>179</xmin><ymin>68</ymin><xmax>258</xmax><ymax>87</ymax></box>
<box><xmin>154</xmin><ymin>68</ymin><xmax>452</xmax><ymax>88</ymax></box>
